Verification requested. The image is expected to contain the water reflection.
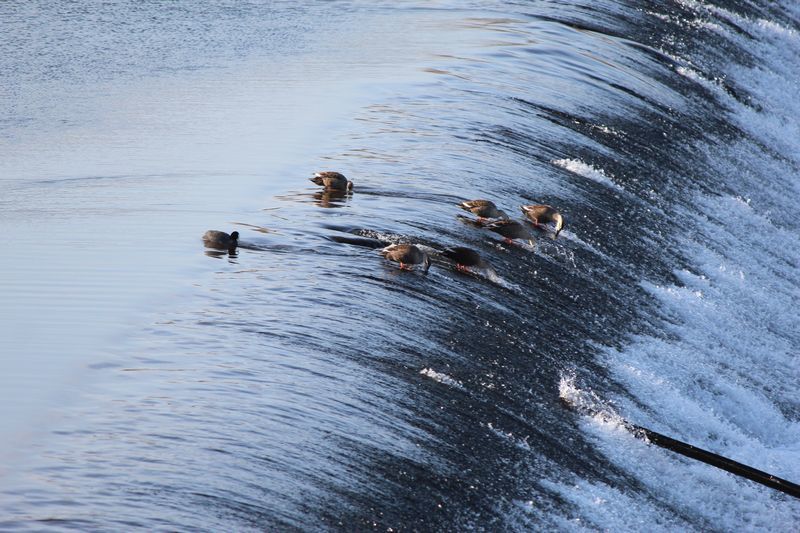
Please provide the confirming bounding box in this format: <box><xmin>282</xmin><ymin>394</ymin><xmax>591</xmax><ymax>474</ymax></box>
<box><xmin>327</xmin><ymin>234</ymin><xmax>385</xmax><ymax>249</ymax></box>
<box><xmin>274</xmin><ymin>188</ymin><xmax>353</xmax><ymax>209</ymax></box>
<box><xmin>204</xmin><ymin>249</ymin><xmax>238</xmax><ymax>260</ymax></box>
<box><xmin>313</xmin><ymin>188</ymin><xmax>352</xmax><ymax>208</ymax></box>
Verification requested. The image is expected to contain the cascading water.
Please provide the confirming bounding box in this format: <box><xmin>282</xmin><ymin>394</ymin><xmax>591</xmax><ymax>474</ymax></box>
<box><xmin>1</xmin><ymin>1</ymin><xmax>798</xmax><ymax>530</ymax></box>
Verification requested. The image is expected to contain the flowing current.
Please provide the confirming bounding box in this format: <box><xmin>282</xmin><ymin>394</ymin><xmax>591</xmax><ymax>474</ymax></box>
<box><xmin>1</xmin><ymin>1</ymin><xmax>799</xmax><ymax>530</ymax></box>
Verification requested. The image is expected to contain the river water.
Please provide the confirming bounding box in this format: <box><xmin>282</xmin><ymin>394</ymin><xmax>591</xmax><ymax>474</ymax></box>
<box><xmin>1</xmin><ymin>1</ymin><xmax>798</xmax><ymax>530</ymax></box>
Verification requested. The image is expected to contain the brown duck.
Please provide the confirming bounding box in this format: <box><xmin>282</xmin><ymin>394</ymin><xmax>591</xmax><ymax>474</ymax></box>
<box><xmin>485</xmin><ymin>220</ymin><xmax>535</xmax><ymax>246</ymax></box>
<box><xmin>203</xmin><ymin>230</ymin><xmax>239</xmax><ymax>252</ymax></box>
<box><xmin>521</xmin><ymin>204</ymin><xmax>564</xmax><ymax>237</ymax></box>
<box><xmin>381</xmin><ymin>244</ymin><xmax>430</xmax><ymax>272</ymax></box>
<box><xmin>310</xmin><ymin>171</ymin><xmax>353</xmax><ymax>191</ymax></box>
<box><xmin>458</xmin><ymin>199</ymin><xmax>508</xmax><ymax>221</ymax></box>
<box><xmin>441</xmin><ymin>246</ymin><xmax>494</xmax><ymax>274</ymax></box>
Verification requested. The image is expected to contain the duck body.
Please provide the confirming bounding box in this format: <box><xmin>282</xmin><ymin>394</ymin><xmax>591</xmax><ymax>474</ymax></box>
<box><xmin>521</xmin><ymin>204</ymin><xmax>564</xmax><ymax>237</ymax></box>
<box><xmin>442</xmin><ymin>246</ymin><xmax>493</xmax><ymax>274</ymax></box>
<box><xmin>381</xmin><ymin>244</ymin><xmax>430</xmax><ymax>272</ymax></box>
<box><xmin>458</xmin><ymin>199</ymin><xmax>507</xmax><ymax>220</ymax></box>
<box><xmin>310</xmin><ymin>171</ymin><xmax>353</xmax><ymax>191</ymax></box>
<box><xmin>486</xmin><ymin>220</ymin><xmax>535</xmax><ymax>246</ymax></box>
<box><xmin>203</xmin><ymin>230</ymin><xmax>239</xmax><ymax>251</ymax></box>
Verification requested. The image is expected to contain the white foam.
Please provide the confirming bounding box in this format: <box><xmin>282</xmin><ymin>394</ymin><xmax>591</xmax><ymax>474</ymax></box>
<box><xmin>559</xmin><ymin>376</ymin><xmax>800</xmax><ymax>530</ymax></box>
<box><xmin>559</xmin><ymin>374</ymin><xmax>629</xmax><ymax>431</ymax></box>
<box><xmin>485</xmin><ymin>422</ymin><xmax>531</xmax><ymax>451</ymax></box>
<box><xmin>676</xmin><ymin>65</ymin><xmax>724</xmax><ymax>91</ymax></box>
<box><xmin>579</xmin><ymin>184</ymin><xmax>800</xmax><ymax>525</ymax></box>
<box><xmin>558</xmin><ymin>229</ymin><xmax>610</xmax><ymax>260</ymax></box>
<box><xmin>553</xmin><ymin>158</ymin><xmax>623</xmax><ymax>191</ymax></box>
<box><xmin>419</xmin><ymin>367</ymin><xmax>463</xmax><ymax>389</ymax></box>
<box><xmin>563</xmin><ymin>4</ymin><xmax>800</xmax><ymax>528</ymax></box>
<box><xmin>592</xmin><ymin>123</ymin><xmax>622</xmax><ymax>136</ymax></box>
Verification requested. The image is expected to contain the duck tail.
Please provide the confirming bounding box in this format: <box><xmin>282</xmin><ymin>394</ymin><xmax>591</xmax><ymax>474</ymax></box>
<box><xmin>380</xmin><ymin>244</ymin><xmax>397</xmax><ymax>257</ymax></box>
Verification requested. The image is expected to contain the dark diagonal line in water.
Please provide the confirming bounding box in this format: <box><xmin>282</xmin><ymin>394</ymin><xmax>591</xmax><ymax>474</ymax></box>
<box><xmin>561</xmin><ymin>390</ymin><xmax>800</xmax><ymax>500</ymax></box>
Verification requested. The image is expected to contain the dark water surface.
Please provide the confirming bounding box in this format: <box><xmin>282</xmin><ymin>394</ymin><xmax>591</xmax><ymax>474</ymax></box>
<box><xmin>1</xmin><ymin>1</ymin><xmax>799</xmax><ymax>530</ymax></box>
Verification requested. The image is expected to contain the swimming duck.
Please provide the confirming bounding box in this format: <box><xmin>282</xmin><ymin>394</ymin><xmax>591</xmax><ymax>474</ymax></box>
<box><xmin>381</xmin><ymin>244</ymin><xmax>430</xmax><ymax>272</ymax></box>
<box><xmin>310</xmin><ymin>171</ymin><xmax>353</xmax><ymax>191</ymax></box>
<box><xmin>458</xmin><ymin>199</ymin><xmax>508</xmax><ymax>221</ymax></box>
<box><xmin>485</xmin><ymin>220</ymin><xmax>535</xmax><ymax>246</ymax></box>
<box><xmin>521</xmin><ymin>204</ymin><xmax>564</xmax><ymax>238</ymax></box>
<box><xmin>441</xmin><ymin>246</ymin><xmax>494</xmax><ymax>274</ymax></box>
<box><xmin>203</xmin><ymin>230</ymin><xmax>239</xmax><ymax>252</ymax></box>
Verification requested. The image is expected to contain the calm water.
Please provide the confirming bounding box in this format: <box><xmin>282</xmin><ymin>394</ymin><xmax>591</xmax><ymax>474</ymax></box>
<box><xmin>1</xmin><ymin>1</ymin><xmax>799</xmax><ymax>530</ymax></box>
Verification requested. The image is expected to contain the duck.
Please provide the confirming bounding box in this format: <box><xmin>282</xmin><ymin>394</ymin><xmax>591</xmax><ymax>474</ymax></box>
<box><xmin>381</xmin><ymin>244</ymin><xmax>430</xmax><ymax>272</ymax></box>
<box><xmin>203</xmin><ymin>230</ymin><xmax>239</xmax><ymax>252</ymax></box>
<box><xmin>521</xmin><ymin>204</ymin><xmax>564</xmax><ymax>238</ymax></box>
<box><xmin>310</xmin><ymin>171</ymin><xmax>353</xmax><ymax>191</ymax></box>
<box><xmin>441</xmin><ymin>246</ymin><xmax>494</xmax><ymax>274</ymax></box>
<box><xmin>485</xmin><ymin>220</ymin><xmax>535</xmax><ymax>246</ymax></box>
<box><xmin>458</xmin><ymin>199</ymin><xmax>508</xmax><ymax>221</ymax></box>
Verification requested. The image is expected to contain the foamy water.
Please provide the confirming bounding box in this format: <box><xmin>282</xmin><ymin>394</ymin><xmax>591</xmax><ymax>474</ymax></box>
<box><xmin>553</xmin><ymin>158</ymin><xmax>624</xmax><ymax>191</ymax></box>
<box><xmin>559</xmin><ymin>3</ymin><xmax>800</xmax><ymax>529</ymax></box>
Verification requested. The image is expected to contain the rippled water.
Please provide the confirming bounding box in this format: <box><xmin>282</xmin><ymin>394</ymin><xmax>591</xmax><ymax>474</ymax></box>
<box><xmin>1</xmin><ymin>1</ymin><xmax>799</xmax><ymax>530</ymax></box>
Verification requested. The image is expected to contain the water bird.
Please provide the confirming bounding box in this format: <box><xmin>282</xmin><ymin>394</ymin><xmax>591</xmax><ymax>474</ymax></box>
<box><xmin>310</xmin><ymin>171</ymin><xmax>353</xmax><ymax>191</ymax></box>
<box><xmin>485</xmin><ymin>220</ymin><xmax>535</xmax><ymax>246</ymax></box>
<box><xmin>521</xmin><ymin>204</ymin><xmax>564</xmax><ymax>238</ymax></box>
<box><xmin>203</xmin><ymin>230</ymin><xmax>239</xmax><ymax>252</ymax></box>
<box><xmin>441</xmin><ymin>246</ymin><xmax>494</xmax><ymax>274</ymax></box>
<box><xmin>381</xmin><ymin>244</ymin><xmax>430</xmax><ymax>272</ymax></box>
<box><xmin>458</xmin><ymin>199</ymin><xmax>508</xmax><ymax>221</ymax></box>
